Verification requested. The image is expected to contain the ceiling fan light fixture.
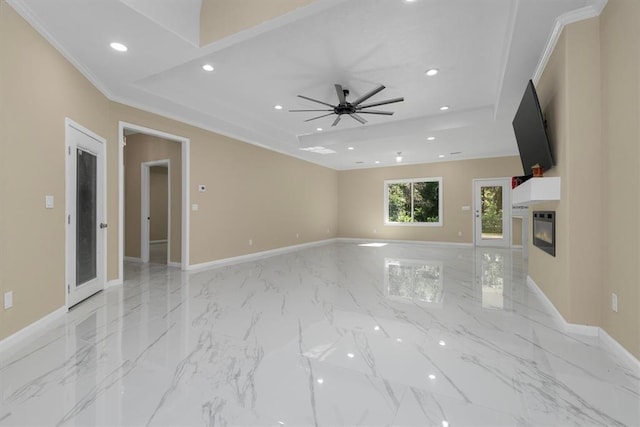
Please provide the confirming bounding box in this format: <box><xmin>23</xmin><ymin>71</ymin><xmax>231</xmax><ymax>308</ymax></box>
<box><xmin>396</xmin><ymin>152</ymin><xmax>403</xmax><ymax>163</ymax></box>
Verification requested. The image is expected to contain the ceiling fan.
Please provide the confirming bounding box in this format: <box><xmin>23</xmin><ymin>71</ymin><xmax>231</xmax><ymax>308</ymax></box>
<box><xmin>290</xmin><ymin>84</ymin><xmax>404</xmax><ymax>127</ymax></box>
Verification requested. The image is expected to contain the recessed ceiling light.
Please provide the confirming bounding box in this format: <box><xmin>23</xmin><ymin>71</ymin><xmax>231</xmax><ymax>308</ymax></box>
<box><xmin>348</xmin><ymin>146</ymin><xmax>354</xmax><ymax>150</ymax></box>
<box><xmin>110</xmin><ymin>42</ymin><xmax>128</xmax><ymax>52</ymax></box>
<box><xmin>274</xmin><ymin>105</ymin><xmax>283</xmax><ymax>110</ymax></box>
<box><xmin>428</xmin><ymin>374</ymin><xmax>436</xmax><ymax>380</ymax></box>
<box><xmin>316</xmin><ymin>127</ymin><xmax>323</xmax><ymax>131</ymax></box>
<box><xmin>395</xmin><ymin>152</ymin><xmax>403</xmax><ymax>163</ymax></box>
<box><xmin>425</xmin><ymin>68</ymin><xmax>439</xmax><ymax>77</ymax></box>
<box><xmin>439</xmin><ymin>340</ymin><xmax>446</xmax><ymax>346</ymax></box>
<box><xmin>427</xmin><ymin>136</ymin><xmax>436</xmax><ymax>141</ymax></box>
<box><xmin>439</xmin><ymin>106</ymin><xmax>449</xmax><ymax>111</ymax></box>
<box><xmin>317</xmin><ymin>378</ymin><xmax>324</xmax><ymax>384</ymax></box>
<box><xmin>439</xmin><ymin>154</ymin><xmax>445</xmax><ymax>158</ymax></box>
<box><xmin>374</xmin><ymin>325</ymin><xmax>380</xmax><ymax>331</ymax></box>
<box><xmin>202</xmin><ymin>64</ymin><xmax>214</xmax><ymax>72</ymax></box>
<box><xmin>375</xmin><ymin>160</ymin><xmax>380</xmax><ymax>164</ymax></box>
<box><xmin>347</xmin><ymin>352</ymin><xmax>355</xmax><ymax>358</ymax></box>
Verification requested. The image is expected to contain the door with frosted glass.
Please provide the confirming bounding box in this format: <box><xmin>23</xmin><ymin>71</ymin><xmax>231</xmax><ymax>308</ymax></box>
<box><xmin>66</xmin><ymin>122</ymin><xmax>106</xmax><ymax>307</ymax></box>
<box><xmin>473</xmin><ymin>179</ymin><xmax>511</xmax><ymax>247</ymax></box>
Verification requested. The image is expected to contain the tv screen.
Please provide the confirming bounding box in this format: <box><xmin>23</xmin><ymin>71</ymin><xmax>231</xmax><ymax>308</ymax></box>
<box><xmin>512</xmin><ymin>80</ymin><xmax>554</xmax><ymax>175</ymax></box>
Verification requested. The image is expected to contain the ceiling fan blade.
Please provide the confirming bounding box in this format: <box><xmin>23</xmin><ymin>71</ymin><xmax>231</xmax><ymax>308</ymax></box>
<box><xmin>304</xmin><ymin>113</ymin><xmax>336</xmax><ymax>122</ymax></box>
<box><xmin>289</xmin><ymin>109</ymin><xmax>334</xmax><ymax>112</ymax></box>
<box><xmin>358</xmin><ymin>97</ymin><xmax>404</xmax><ymax>109</ymax></box>
<box><xmin>351</xmin><ymin>84</ymin><xmax>386</xmax><ymax>106</ymax></box>
<box><xmin>356</xmin><ymin>110</ymin><xmax>394</xmax><ymax>115</ymax></box>
<box><xmin>331</xmin><ymin>116</ymin><xmax>342</xmax><ymax>127</ymax></box>
<box><xmin>349</xmin><ymin>113</ymin><xmax>367</xmax><ymax>124</ymax></box>
<box><xmin>297</xmin><ymin>94</ymin><xmax>336</xmax><ymax>108</ymax></box>
<box><xmin>335</xmin><ymin>84</ymin><xmax>346</xmax><ymax>104</ymax></box>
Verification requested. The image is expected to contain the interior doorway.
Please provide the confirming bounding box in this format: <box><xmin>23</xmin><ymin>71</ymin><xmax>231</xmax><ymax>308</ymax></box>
<box><xmin>473</xmin><ymin>178</ymin><xmax>511</xmax><ymax>247</ymax></box>
<box><xmin>119</xmin><ymin>122</ymin><xmax>190</xmax><ymax>282</ymax></box>
<box><xmin>141</xmin><ymin>161</ymin><xmax>170</xmax><ymax>264</ymax></box>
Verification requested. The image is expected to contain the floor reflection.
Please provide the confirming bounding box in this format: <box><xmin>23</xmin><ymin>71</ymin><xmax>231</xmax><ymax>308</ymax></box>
<box><xmin>475</xmin><ymin>249</ymin><xmax>513</xmax><ymax>310</ymax></box>
<box><xmin>385</xmin><ymin>259</ymin><xmax>444</xmax><ymax>307</ymax></box>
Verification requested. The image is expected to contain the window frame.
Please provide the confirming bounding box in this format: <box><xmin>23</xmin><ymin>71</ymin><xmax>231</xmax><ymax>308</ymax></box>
<box><xmin>384</xmin><ymin>177</ymin><xmax>443</xmax><ymax>227</ymax></box>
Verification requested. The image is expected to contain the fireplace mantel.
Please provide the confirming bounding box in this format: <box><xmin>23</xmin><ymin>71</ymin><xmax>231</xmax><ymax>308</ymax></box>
<box><xmin>512</xmin><ymin>177</ymin><xmax>561</xmax><ymax>206</ymax></box>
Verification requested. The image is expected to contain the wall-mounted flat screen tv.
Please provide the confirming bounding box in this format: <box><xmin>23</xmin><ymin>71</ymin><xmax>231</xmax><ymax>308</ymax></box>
<box><xmin>512</xmin><ymin>80</ymin><xmax>554</xmax><ymax>175</ymax></box>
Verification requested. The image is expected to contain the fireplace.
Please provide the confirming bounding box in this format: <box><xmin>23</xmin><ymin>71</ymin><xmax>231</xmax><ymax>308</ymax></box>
<box><xmin>533</xmin><ymin>211</ymin><xmax>555</xmax><ymax>256</ymax></box>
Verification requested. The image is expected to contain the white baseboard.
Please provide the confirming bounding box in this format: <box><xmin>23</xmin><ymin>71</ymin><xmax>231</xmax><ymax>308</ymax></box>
<box><xmin>598</xmin><ymin>328</ymin><xmax>640</xmax><ymax>372</ymax></box>
<box><xmin>124</xmin><ymin>256</ymin><xmax>143</xmax><ymax>263</ymax></box>
<box><xmin>527</xmin><ymin>275</ymin><xmax>639</xmax><ymax>370</ymax></box>
<box><xmin>167</xmin><ymin>261</ymin><xmax>181</xmax><ymax>268</ymax></box>
<box><xmin>526</xmin><ymin>275</ymin><xmax>599</xmax><ymax>336</ymax></box>
<box><xmin>106</xmin><ymin>279</ymin><xmax>123</xmax><ymax>289</ymax></box>
<box><xmin>186</xmin><ymin>238</ymin><xmax>479</xmax><ymax>272</ymax></box>
<box><xmin>0</xmin><ymin>306</ymin><xmax>66</xmax><ymax>354</ymax></box>
<box><xmin>187</xmin><ymin>238</ymin><xmax>336</xmax><ymax>271</ymax></box>
<box><xmin>150</xmin><ymin>240</ymin><xmax>168</xmax><ymax>244</ymax></box>
<box><xmin>336</xmin><ymin>237</ymin><xmax>474</xmax><ymax>248</ymax></box>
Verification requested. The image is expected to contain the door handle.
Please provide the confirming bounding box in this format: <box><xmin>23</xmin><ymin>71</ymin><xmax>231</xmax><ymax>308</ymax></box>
<box><xmin>99</xmin><ymin>223</ymin><xmax>108</xmax><ymax>229</ymax></box>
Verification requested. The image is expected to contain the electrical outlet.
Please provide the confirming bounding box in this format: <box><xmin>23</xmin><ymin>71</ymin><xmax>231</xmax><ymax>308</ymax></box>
<box><xmin>458</xmin><ymin>231</ymin><xmax>462</xmax><ymax>237</ymax></box>
<box><xmin>4</xmin><ymin>291</ymin><xmax>13</xmax><ymax>309</ymax></box>
<box><xmin>249</xmin><ymin>239</ymin><xmax>253</xmax><ymax>246</ymax></box>
<box><xmin>612</xmin><ymin>293</ymin><xmax>618</xmax><ymax>312</ymax></box>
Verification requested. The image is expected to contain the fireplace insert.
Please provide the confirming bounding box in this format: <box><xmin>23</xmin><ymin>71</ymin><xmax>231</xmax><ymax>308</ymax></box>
<box><xmin>533</xmin><ymin>211</ymin><xmax>555</xmax><ymax>256</ymax></box>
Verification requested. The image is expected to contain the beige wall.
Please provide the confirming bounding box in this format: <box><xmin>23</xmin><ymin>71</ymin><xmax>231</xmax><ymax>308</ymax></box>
<box><xmin>530</xmin><ymin>17</ymin><xmax>603</xmax><ymax>327</ymax></box>
<box><xmin>531</xmin><ymin>0</ymin><xmax>640</xmax><ymax>359</ymax></box>
<box><xmin>124</xmin><ymin>134</ymin><xmax>182</xmax><ymax>263</ymax></box>
<box><xmin>0</xmin><ymin>1</ymin><xmax>111</xmax><ymax>339</ymax></box>
<box><xmin>337</xmin><ymin>157</ymin><xmax>522</xmax><ymax>243</ymax></box>
<box><xmin>600</xmin><ymin>0</ymin><xmax>640</xmax><ymax>358</ymax></box>
<box><xmin>150</xmin><ymin>167</ymin><xmax>169</xmax><ymax>241</ymax></box>
<box><xmin>200</xmin><ymin>0</ymin><xmax>316</xmax><ymax>46</ymax></box>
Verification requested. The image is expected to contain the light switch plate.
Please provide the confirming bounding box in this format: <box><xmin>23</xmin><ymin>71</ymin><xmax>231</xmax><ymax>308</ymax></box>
<box><xmin>191</xmin><ymin>204</ymin><xmax>199</xmax><ymax>211</ymax></box>
<box><xmin>4</xmin><ymin>291</ymin><xmax>13</xmax><ymax>309</ymax></box>
<box><xmin>45</xmin><ymin>195</ymin><xmax>54</xmax><ymax>209</ymax></box>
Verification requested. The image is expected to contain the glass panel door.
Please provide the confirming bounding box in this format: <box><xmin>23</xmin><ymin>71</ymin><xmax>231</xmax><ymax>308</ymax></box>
<box><xmin>474</xmin><ymin>179</ymin><xmax>511</xmax><ymax>247</ymax></box>
<box><xmin>76</xmin><ymin>148</ymin><xmax>97</xmax><ymax>287</ymax></box>
<box><xmin>480</xmin><ymin>185</ymin><xmax>503</xmax><ymax>240</ymax></box>
<box><xmin>66</xmin><ymin>121</ymin><xmax>105</xmax><ymax>308</ymax></box>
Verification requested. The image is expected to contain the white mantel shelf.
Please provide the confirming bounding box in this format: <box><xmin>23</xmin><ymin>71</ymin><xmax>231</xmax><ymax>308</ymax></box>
<box><xmin>512</xmin><ymin>177</ymin><xmax>561</xmax><ymax>206</ymax></box>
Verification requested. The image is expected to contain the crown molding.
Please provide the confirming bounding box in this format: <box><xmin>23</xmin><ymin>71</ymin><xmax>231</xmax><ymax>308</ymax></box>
<box><xmin>532</xmin><ymin>0</ymin><xmax>608</xmax><ymax>84</ymax></box>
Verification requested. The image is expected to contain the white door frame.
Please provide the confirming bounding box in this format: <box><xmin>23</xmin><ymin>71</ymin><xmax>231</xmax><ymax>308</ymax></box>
<box><xmin>141</xmin><ymin>160</ymin><xmax>170</xmax><ymax>264</ymax></box>
<box><xmin>65</xmin><ymin>118</ymin><xmax>107</xmax><ymax>308</ymax></box>
<box><xmin>473</xmin><ymin>178</ymin><xmax>512</xmax><ymax>248</ymax></box>
<box><xmin>118</xmin><ymin>122</ymin><xmax>190</xmax><ymax>283</ymax></box>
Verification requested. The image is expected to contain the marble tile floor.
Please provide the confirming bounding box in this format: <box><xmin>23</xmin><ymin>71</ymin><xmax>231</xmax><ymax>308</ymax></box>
<box><xmin>1</xmin><ymin>242</ymin><xmax>638</xmax><ymax>426</ymax></box>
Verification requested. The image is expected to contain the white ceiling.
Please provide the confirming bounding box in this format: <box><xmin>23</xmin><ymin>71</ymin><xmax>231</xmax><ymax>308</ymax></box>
<box><xmin>10</xmin><ymin>0</ymin><xmax>593</xmax><ymax>170</ymax></box>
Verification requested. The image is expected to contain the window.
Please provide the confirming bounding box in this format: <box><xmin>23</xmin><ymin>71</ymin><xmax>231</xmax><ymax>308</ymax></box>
<box><xmin>384</xmin><ymin>177</ymin><xmax>443</xmax><ymax>226</ymax></box>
